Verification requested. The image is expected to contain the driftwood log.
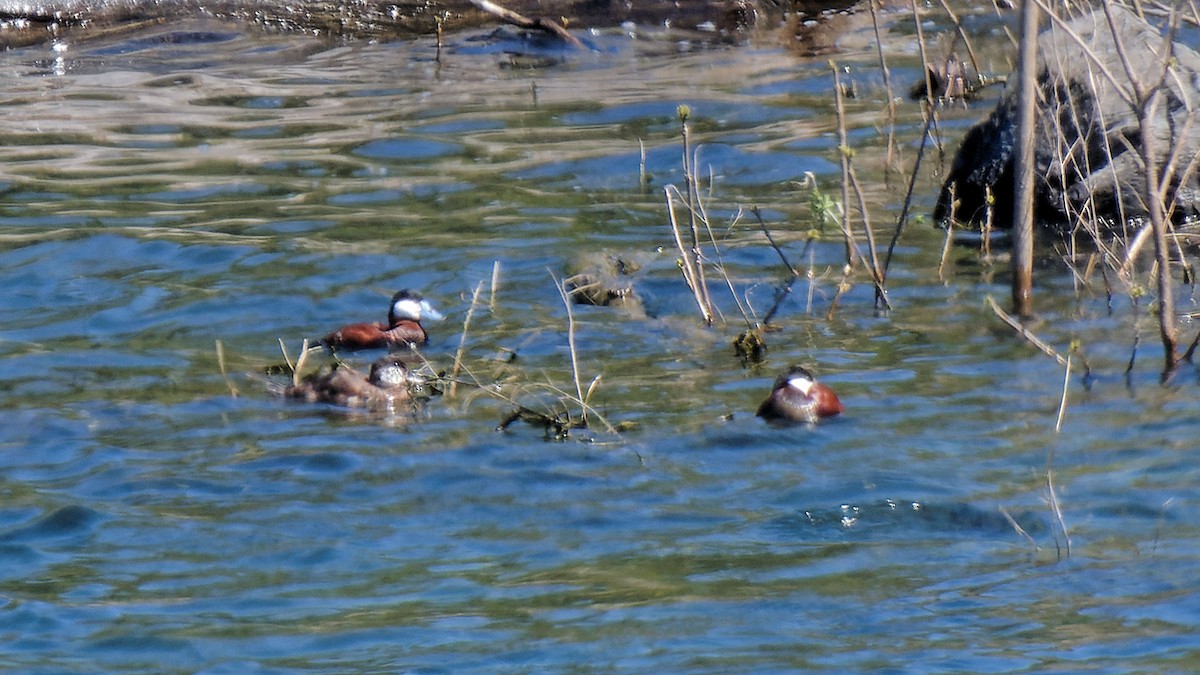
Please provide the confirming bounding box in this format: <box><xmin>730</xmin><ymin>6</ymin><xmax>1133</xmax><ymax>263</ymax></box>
<box><xmin>935</xmin><ymin>6</ymin><xmax>1200</xmax><ymax>234</ymax></box>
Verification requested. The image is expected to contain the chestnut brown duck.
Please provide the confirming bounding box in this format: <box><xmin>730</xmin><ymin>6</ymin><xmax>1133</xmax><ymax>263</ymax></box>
<box><xmin>756</xmin><ymin>366</ymin><xmax>844</xmax><ymax>425</ymax></box>
<box><xmin>321</xmin><ymin>289</ymin><xmax>444</xmax><ymax>351</ymax></box>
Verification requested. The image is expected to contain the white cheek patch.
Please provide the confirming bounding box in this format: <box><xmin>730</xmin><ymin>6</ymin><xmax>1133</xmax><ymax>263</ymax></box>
<box><xmin>393</xmin><ymin>298</ymin><xmax>424</xmax><ymax>320</ymax></box>
<box><xmin>787</xmin><ymin>375</ymin><xmax>814</xmax><ymax>395</ymax></box>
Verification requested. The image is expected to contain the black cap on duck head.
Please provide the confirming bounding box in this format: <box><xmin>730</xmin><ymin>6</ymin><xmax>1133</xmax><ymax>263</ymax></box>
<box><xmin>774</xmin><ymin>365</ymin><xmax>816</xmax><ymax>393</ymax></box>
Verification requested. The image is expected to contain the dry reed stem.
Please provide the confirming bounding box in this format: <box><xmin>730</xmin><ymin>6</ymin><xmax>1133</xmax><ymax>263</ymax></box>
<box><xmin>1046</xmin><ymin>469</ymin><xmax>1072</xmax><ymax>558</ymax></box>
<box><xmin>686</xmin><ymin>177</ymin><xmax>735</xmax><ymax>325</ymax></box>
<box><xmin>825</xmin><ymin>269</ymin><xmax>853</xmax><ymax>322</ymax></box>
<box><xmin>490</xmin><ymin>260</ymin><xmax>501</xmax><ymax>311</ymax></box>
<box><xmin>216</xmin><ymin>340</ymin><xmax>238</xmax><ymax>397</ymax></box>
<box><xmin>981</xmin><ymin>186</ymin><xmax>994</xmax><ymax>260</ymax></box>
<box><xmin>1055</xmin><ymin>352</ymin><xmax>1071</xmax><ymax>432</ymax></box>
<box><xmin>1099</xmin><ymin>1</ymin><xmax>1182</xmax><ymax>371</ymax></box>
<box><xmin>868</xmin><ymin>0</ymin><xmax>897</xmax><ymax>174</ymax></box>
<box><xmin>806</xmin><ymin>248</ymin><xmax>818</xmax><ymax>316</ymax></box>
<box><xmin>753</xmin><ymin>205</ymin><xmax>799</xmax><ymax>277</ymax></box>
<box><xmin>665</xmin><ymin>184</ymin><xmax>715</xmax><ymax>325</ymax></box>
<box><xmin>639</xmin><ymin>139</ymin><xmax>648</xmax><ymax>187</ymax></box>
<box><xmin>933</xmin><ymin>0</ymin><xmax>984</xmax><ymax>83</ymax></box>
<box><xmin>911</xmin><ymin>0</ymin><xmax>935</xmax><ymax>112</ymax></box>
<box><xmin>998</xmin><ymin>506</ymin><xmax>1040</xmax><ymax>551</ymax></box>
<box><xmin>938</xmin><ymin>219</ymin><xmax>955</xmax><ymax>282</ymax></box>
<box><xmin>986</xmin><ymin>296</ymin><xmax>1069</xmax><ymax>366</ymax></box>
<box><xmin>939</xmin><ymin>182</ymin><xmax>958</xmax><ymax>281</ymax></box>
<box><xmin>1010</xmin><ymin>0</ymin><xmax>1038</xmax><ymax>319</ymax></box>
<box><xmin>753</xmin><ymin>206</ymin><xmax>803</xmax><ymax>325</ymax></box>
<box><xmin>449</xmin><ymin>280</ymin><xmax>485</xmax><ymax>399</ymax></box>
<box><xmin>831</xmin><ymin>61</ymin><xmax>890</xmax><ymax>311</ymax></box>
<box><xmin>517</xmin><ymin>379</ymin><xmax>619</xmax><ymax>435</ymax></box>
<box><xmin>679</xmin><ymin>111</ymin><xmax>715</xmax><ymax>325</ymax></box>
<box><xmin>1034</xmin><ymin>0</ymin><xmax>1134</xmax><ymax>103</ymax></box>
<box><xmin>1125</xmin><ymin>326</ymin><xmax>1141</xmax><ymax>377</ymax></box>
<box><xmin>551</xmin><ymin>270</ymin><xmax>588</xmax><ymax>427</ymax></box>
<box><xmin>882</xmin><ymin>108</ymin><xmax>935</xmax><ymax>282</ymax></box>
<box><xmin>702</xmin><ymin>206</ymin><xmax>751</xmax><ymax>328</ymax></box>
<box><xmin>466</xmin><ymin>0</ymin><xmax>586</xmax><ymax>49</ymax></box>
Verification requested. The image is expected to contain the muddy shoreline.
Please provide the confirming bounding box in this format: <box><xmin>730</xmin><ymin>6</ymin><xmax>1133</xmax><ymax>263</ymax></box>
<box><xmin>0</xmin><ymin>0</ymin><xmax>861</xmax><ymax>48</ymax></box>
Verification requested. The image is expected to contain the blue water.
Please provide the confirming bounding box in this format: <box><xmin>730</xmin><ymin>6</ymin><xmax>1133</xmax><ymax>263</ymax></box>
<box><xmin>0</xmin><ymin>11</ymin><xmax>1198</xmax><ymax>673</ymax></box>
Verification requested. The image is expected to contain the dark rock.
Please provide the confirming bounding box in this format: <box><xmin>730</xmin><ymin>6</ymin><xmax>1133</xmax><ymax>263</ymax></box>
<box><xmin>565</xmin><ymin>251</ymin><xmax>649</xmax><ymax>318</ymax></box>
<box><xmin>935</xmin><ymin>6</ymin><xmax>1200</xmax><ymax>234</ymax></box>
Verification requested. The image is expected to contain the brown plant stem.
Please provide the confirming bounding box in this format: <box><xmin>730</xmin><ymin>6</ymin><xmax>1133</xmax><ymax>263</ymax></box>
<box><xmin>986</xmin><ymin>296</ymin><xmax>1067</xmax><ymax>366</ymax></box>
<box><xmin>449</xmin><ymin>280</ymin><xmax>485</xmax><ymax>399</ymax></box>
<box><xmin>831</xmin><ymin>61</ymin><xmax>890</xmax><ymax>311</ymax></box>
<box><xmin>1011</xmin><ymin>0</ymin><xmax>1038</xmax><ymax>319</ymax></box>
<box><xmin>466</xmin><ymin>0</ymin><xmax>586</xmax><ymax>49</ymax></box>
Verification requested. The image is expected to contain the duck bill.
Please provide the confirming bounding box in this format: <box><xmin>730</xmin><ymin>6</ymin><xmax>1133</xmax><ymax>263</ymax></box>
<box><xmin>420</xmin><ymin>300</ymin><xmax>445</xmax><ymax>322</ymax></box>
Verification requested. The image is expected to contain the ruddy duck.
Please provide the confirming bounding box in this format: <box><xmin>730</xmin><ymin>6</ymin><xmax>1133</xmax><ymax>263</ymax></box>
<box><xmin>284</xmin><ymin>355</ymin><xmax>416</xmax><ymax>412</ymax></box>
<box><xmin>321</xmin><ymin>289</ymin><xmax>444</xmax><ymax>351</ymax></box>
<box><xmin>756</xmin><ymin>366</ymin><xmax>844</xmax><ymax>424</ymax></box>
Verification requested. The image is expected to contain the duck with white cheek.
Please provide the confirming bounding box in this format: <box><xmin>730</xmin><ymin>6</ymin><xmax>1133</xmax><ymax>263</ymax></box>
<box><xmin>320</xmin><ymin>289</ymin><xmax>444</xmax><ymax>351</ymax></box>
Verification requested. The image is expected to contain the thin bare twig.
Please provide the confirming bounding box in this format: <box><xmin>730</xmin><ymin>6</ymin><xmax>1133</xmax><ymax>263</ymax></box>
<box><xmin>883</xmin><ymin>108</ymin><xmax>936</xmax><ymax>281</ymax></box>
<box><xmin>490</xmin><ymin>260</ymin><xmax>501</xmax><ymax>312</ymax></box>
<box><xmin>933</xmin><ymin>0</ymin><xmax>984</xmax><ymax>83</ymax></box>
<box><xmin>986</xmin><ymin>295</ymin><xmax>1068</xmax><ymax>366</ymax></box>
<box><xmin>868</xmin><ymin>0</ymin><xmax>898</xmax><ymax>174</ymax></box>
<box><xmin>216</xmin><ymin>340</ymin><xmax>238</xmax><ymax>397</ymax></box>
<box><xmin>831</xmin><ymin>61</ymin><xmax>889</xmax><ymax>310</ymax></box>
<box><xmin>1047</xmin><ymin>469</ymin><xmax>1072</xmax><ymax>558</ymax></box>
<box><xmin>999</xmin><ymin>506</ymin><xmax>1040</xmax><ymax>551</ymax></box>
<box><xmin>449</xmin><ymin>281</ymin><xmax>485</xmax><ymax>398</ymax></box>
<box><xmin>753</xmin><ymin>205</ymin><xmax>799</xmax><ymax>276</ymax></box>
<box><xmin>1055</xmin><ymin>352</ymin><xmax>1071</xmax><ymax>432</ymax></box>
<box><xmin>911</xmin><ymin>0</ymin><xmax>936</xmax><ymax>111</ymax></box>
<box><xmin>467</xmin><ymin>0</ymin><xmax>587</xmax><ymax>49</ymax></box>
<box><xmin>551</xmin><ymin>270</ymin><xmax>588</xmax><ymax>427</ymax></box>
<box><xmin>752</xmin><ymin>206</ymin><xmax>802</xmax><ymax>326</ymax></box>
<box><xmin>666</xmin><ymin>184</ymin><xmax>715</xmax><ymax>324</ymax></box>
<box><xmin>679</xmin><ymin>108</ymin><xmax>715</xmax><ymax>324</ymax></box>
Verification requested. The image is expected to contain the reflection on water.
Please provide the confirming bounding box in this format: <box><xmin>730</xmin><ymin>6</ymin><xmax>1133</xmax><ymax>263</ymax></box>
<box><xmin>0</xmin><ymin>13</ymin><xmax>1198</xmax><ymax>672</ymax></box>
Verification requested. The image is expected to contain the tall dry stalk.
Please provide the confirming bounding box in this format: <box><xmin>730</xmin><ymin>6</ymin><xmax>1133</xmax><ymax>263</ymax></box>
<box><xmin>1027</xmin><ymin>0</ymin><xmax>1193</xmax><ymax>376</ymax></box>
<box><xmin>678</xmin><ymin>105</ymin><xmax>714</xmax><ymax>325</ymax></box>
<box><xmin>911</xmin><ymin>0</ymin><xmax>936</xmax><ymax>114</ymax></box>
<box><xmin>552</xmin><ymin>270</ymin><xmax>585</xmax><ymax>422</ymax></box>
<box><xmin>882</xmin><ymin>108</ymin><xmax>935</xmax><ymax>284</ymax></box>
<box><xmin>868</xmin><ymin>0</ymin><xmax>898</xmax><ymax>175</ymax></box>
<box><xmin>1099</xmin><ymin>1</ymin><xmax>1183</xmax><ymax>373</ymax></box>
<box><xmin>666</xmin><ymin>185</ymin><xmax>715</xmax><ymax>324</ymax></box>
<box><xmin>448</xmin><ymin>280</ymin><xmax>485</xmax><ymax>398</ymax></box>
<box><xmin>831</xmin><ymin>62</ymin><xmax>890</xmax><ymax>311</ymax></box>
<box><xmin>667</xmin><ymin>105</ymin><xmax>716</xmax><ymax>326</ymax></box>
<box><xmin>1011</xmin><ymin>0</ymin><xmax>1039</xmax><ymax>319</ymax></box>
<box><xmin>216</xmin><ymin>340</ymin><xmax>238</xmax><ymax>397</ymax></box>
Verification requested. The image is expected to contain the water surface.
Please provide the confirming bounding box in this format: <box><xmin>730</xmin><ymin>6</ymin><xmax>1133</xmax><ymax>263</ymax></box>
<box><xmin>0</xmin><ymin>12</ymin><xmax>1198</xmax><ymax>672</ymax></box>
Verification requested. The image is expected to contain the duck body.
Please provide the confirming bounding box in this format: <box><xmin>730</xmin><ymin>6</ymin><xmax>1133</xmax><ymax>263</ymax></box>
<box><xmin>320</xmin><ymin>289</ymin><xmax>443</xmax><ymax>351</ymax></box>
<box><xmin>756</xmin><ymin>366</ymin><xmax>844</xmax><ymax>425</ymax></box>
<box><xmin>322</xmin><ymin>319</ymin><xmax>427</xmax><ymax>351</ymax></box>
<box><xmin>285</xmin><ymin>356</ymin><xmax>414</xmax><ymax>413</ymax></box>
